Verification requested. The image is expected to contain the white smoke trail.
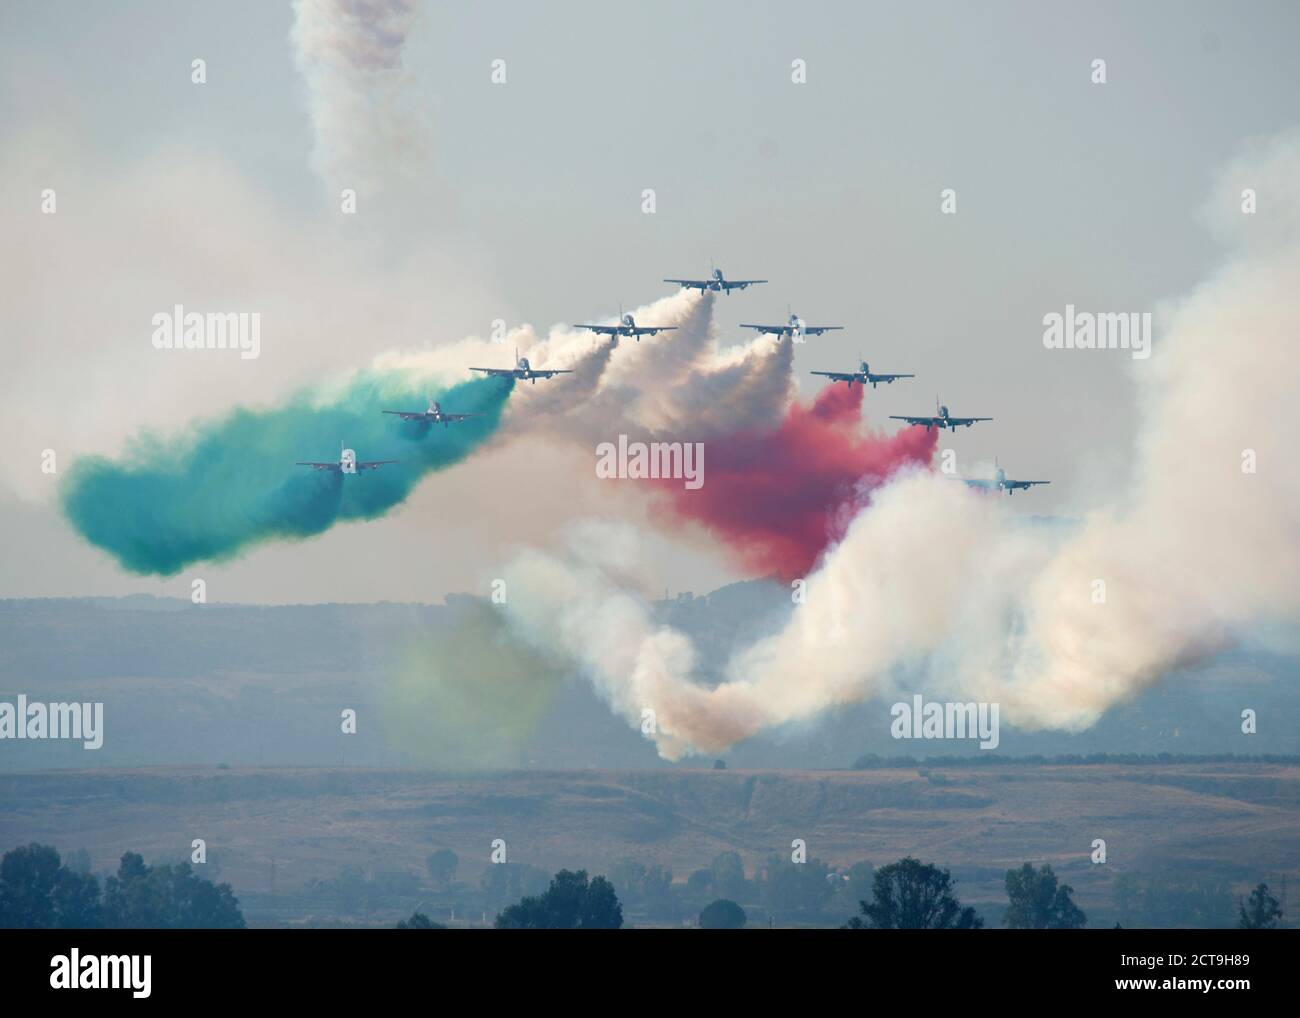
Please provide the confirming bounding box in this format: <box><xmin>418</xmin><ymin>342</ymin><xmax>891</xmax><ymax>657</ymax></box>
<box><xmin>492</xmin><ymin>133</ymin><xmax>1300</xmax><ymax>759</ymax></box>
<box><xmin>370</xmin><ymin>288</ymin><xmax>797</xmax><ymax>442</ymax></box>
<box><xmin>291</xmin><ymin>0</ymin><xmax>427</xmax><ymax>201</ymax></box>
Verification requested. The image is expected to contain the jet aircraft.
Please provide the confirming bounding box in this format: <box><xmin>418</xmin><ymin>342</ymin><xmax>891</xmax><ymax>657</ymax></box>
<box><xmin>741</xmin><ymin>311</ymin><xmax>843</xmax><ymax>341</ymax></box>
<box><xmin>574</xmin><ymin>305</ymin><xmax>677</xmax><ymax>341</ymax></box>
<box><xmin>382</xmin><ymin>400</ymin><xmax>482</xmax><ymax>425</ymax></box>
<box><xmin>963</xmin><ymin>459</ymin><xmax>1050</xmax><ymax>494</ymax></box>
<box><xmin>663</xmin><ymin>265</ymin><xmax>766</xmax><ymax>295</ymax></box>
<box><xmin>811</xmin><ymin>359</ymin><xmax>914</xmax><ymax>388</ymax></box>
<box><xmin>469</xmin><ymin>350</ymin><xmax>573</xmax><ymax>384</ymax></box>
<box><xmin>297</xmin><ymin>443</ymin><xmax>398</xmax><ymax>474</ymax></box>
<box><xmin>890</xmin><ymin>398</ymin><xmax>992</xmax><ymax>432</ymax></box>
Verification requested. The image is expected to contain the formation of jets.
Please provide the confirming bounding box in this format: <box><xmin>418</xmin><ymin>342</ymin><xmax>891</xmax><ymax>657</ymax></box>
<box><xmin>289</xmin><ymin>265</ymin><xmax>1047</xmax><ymax>492</ymax></box>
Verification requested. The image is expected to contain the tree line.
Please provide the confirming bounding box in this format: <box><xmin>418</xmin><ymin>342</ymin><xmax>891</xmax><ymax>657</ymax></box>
<box><xmin>4</xmin><ymin>842</ymin><xmax>1282</xmax><ymax>930</ymax></box>
<box><xmin>0</xmin><ymin>844</ymin><xmax>244</xmax><ymax>928</ymax></box>
<box><xmin>397</xmin><ymin>855</ymin><xmax>1287</xmax><ymax>930</ymax></box>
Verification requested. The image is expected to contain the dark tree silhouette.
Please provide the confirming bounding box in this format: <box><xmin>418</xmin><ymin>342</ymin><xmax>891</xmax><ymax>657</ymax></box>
<box><xmin>396</xmin><ymin>911</ymin><xmax>446</xmax><ymax>929</ymax></box>
<box><xmin>2</xmin><ymin>844</ymin><xmax>244</xmax><ymax>929</ymax></box>
<box><xmin>53</xmin><ymin>868</ymin><xmax>103</xmax><ymax>928</ymax></box>
<box><xmin>0</xmin><ymin>844</ymin><xmax>64</xmax><ymax>928</ymax></box>
<box><xmin>495</xmin><ymin>869</ymin><xmax>623</xmax><ymax>929</ymax></box>
<box><xmin>425</xmin><ymin>849</ymin><xmax>459</xmax><ymax>890</ymax></box>
<box><xmin>844</xmin><ymin>857</ymin><xmax>983</xmax><ymax>929</ymax></box>
<box><xmin>699</xmin><ymin>899</ymin><xmax>746</xmax><ymax>929</ymax></box>
<box><xmin>1238</xmin><ymin>883</ymin><xmax>1283</xmax><ymax>929</ymax></box>
<box><xmin>1003</xmin><ymin>863</ymin><xmax>1087</xmax><ymax>929</ymax></box>
<box><xmin>103</xmin><ymin>852</ymin><xmax>244</xmax><ymax>928</ymax></box>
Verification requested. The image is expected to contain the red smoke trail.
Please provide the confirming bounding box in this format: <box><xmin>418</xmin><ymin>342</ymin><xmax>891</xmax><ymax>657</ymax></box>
<box><xmin>653</xmin><ymin>384</ymin><xmax>938</xmax><ymax>580</ymax></box>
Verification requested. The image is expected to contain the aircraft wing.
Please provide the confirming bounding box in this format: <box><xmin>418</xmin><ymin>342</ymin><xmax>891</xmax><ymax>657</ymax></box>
<box><xmin>445</xmin><ymin>412</ymin><xmax>482</xmax><ymax>422</ymax></box>
<box><xmin>739</xmin><ymin>324</ymin><xmax>788</xmax><ymax>335</ymax></box>
<box><xmin>869</xmin><ymin>373</ymin><xmax>914</xmax><ymax>384</ymax></box>
<box><xmin>356</xmin><ymin>460</ymin><xmax>399</xmax><ymax>471</ymax></box>
<box><xmin>1006</xmin><ymin>479</ymin><xmax>1050</xmax><ymax>490</ymax></box>
<box><xmin>889</xmin><ymin>415</ymin><xmax>939</xmax><ymax>427</ymax></box>
<box><xmin>382</xmin><ymin>410</ymin><xmax>425</xmax><ymax>420</ymax></box>
<box><xmin>800</xmin><ymin>326</ymin><xmax>843</xmax><ymax>336</ymax></box>
<box><xmin>631</xmin><ymin>326</ymin><xmax>676</xmax><ymax>336</ymax></box>
<box><xmin>721</xmin><ymin>279</ymin><xmax>766</xmax><ymax>290</ymax></box>
<box><xmin>532</xmin><ymin>369</ymin><xmax>574</xmax><ymax>379</ymax></box>
<box><xmin>948</xmin><ymin>416</ymin><xmax>993</xmax><ymax>426</ymax></box>
<box><xmin>295</xmin><ymin>461</ymin><xmax>341</xmax><ymax>471</ymax></box>
<box><xmin>576</xmin><ymin>324</ymin><xmax>621</xmax><ymax>335</ymax></box>
<box><xmin>811</xmin><ymin>370</ymin><xmax>858</xmax><ymax>383</ymax></box>
<box><xmin>663</xmin><ymin>278</ymin><xmax>708</xmax><ymax>290</ymax></box>
<box><xmin>469</xmin><ymin>366</ymin><xmax>519</xmax><ymax>377</ymax></box>
<box><xmin>963</xmin><ymin>478</ymin><xmax>996</xmax><ymax>490</ymax></box>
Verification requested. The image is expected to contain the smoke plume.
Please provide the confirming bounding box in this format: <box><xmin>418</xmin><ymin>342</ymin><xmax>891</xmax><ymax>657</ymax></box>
<box><xmin>291</xmin><ymin>0</ymin><xmax>427</xmax><ymax>202</ymax></box>
<box><xmin>649</xmin><ymin>382</ymin><xmax>939</xmax><ymax>580</ymax></box>
<box><xmin>61</xmin><ymin>372</ymin><xmax>509</xmax><ymax>575</ymax></box>
<box><xmin>492</xmin><ymin>133</ymin><xmax>1300</xmax><ymax>758</ymax></box>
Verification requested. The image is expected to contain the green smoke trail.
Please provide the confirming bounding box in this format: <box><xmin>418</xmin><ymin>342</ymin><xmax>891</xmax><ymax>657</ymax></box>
<box><xmin>61</xmin><ymin>371</ymin><xmax>513</xmax><ymax>575</ymax></box>
<box><xmin>379</xmin><ymin>599</ymin><xmax>566</xmax><ymax>768</ymax></box>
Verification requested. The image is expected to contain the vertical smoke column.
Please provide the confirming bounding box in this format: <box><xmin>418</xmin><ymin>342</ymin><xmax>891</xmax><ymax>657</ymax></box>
<box><xmin>291</xmin><ymin>0</ymin><xmax>429</xmax><ymax>213</ymax></box>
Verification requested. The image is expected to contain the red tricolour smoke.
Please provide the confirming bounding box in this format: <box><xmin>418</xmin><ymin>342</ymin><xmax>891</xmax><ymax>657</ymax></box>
<box><xmin>653</xmin><ymin>384</ymin><xmax>938</xmax><ymax>580</ymax></box>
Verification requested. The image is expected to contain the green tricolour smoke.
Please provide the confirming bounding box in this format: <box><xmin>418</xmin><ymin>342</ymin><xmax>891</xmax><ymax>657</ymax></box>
<box><xmin>61</xmin><ymin>370</ymin><xmax>512</xmax><ymax>575</ymax></box>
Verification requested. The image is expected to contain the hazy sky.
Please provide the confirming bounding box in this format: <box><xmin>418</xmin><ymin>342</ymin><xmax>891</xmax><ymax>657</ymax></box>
<box><xmin>2</xmin><ymin>0</ymin><xmax>1298</xmax><ymax>603</ymax></box>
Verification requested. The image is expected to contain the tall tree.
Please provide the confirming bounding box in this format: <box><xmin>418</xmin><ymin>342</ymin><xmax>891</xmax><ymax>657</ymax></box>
<box><xmin>844</xmin><ymin>857</ymin><xmax>983</xmax><ymax>929</ymax></box>
<box><xmin>53</xmin><ymin>868</ymin><xmax>103</xmax><ymax>928</ymax></box>
<box><xmin>1238</xmin><ymin>883</ymin><xmax>1283</xmax><ymax>929</ymax></box>
<box><xmin>1004</xmin><ymin>863</ymin><xmax>1087</xmax><ymax>929</ymax></box>
<box><xmin>0</xmin><ymin>844</ymin><xmax>64</xmax><ymax>928</ymax></box>
<box><xmin>103</xmin><ymin>852</ymin><xmax>244</xmax><ymax>928</ymax></box>
<box><xmin>495</xmin><ymin>869</ymin><xmax>623</xmax><ymax>929</ymax></box>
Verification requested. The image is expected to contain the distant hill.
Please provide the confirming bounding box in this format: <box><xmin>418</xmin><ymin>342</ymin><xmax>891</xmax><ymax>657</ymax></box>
<box><xmin>0</xmin><ymin>591</ymin><xmax>1296</xmax><ymax>770</ymax></box>
<box><xmin>2</xmin><ymin>763</ymin><xmax>1294</xmax><ymax>928</ymax></box>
